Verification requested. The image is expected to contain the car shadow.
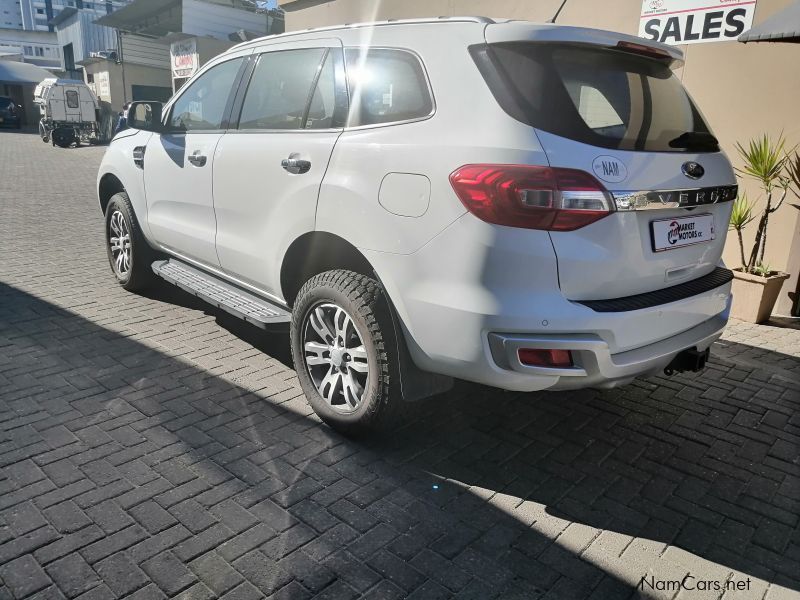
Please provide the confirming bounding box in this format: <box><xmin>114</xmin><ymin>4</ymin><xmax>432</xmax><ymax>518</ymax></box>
<box><xmin>2</xmin><ymin>280</ymin><xmax>798</xmax><ymax>597</ymax></box>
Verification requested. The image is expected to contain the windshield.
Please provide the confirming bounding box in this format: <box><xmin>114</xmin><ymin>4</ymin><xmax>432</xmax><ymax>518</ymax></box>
<box><xmin>473</xmin><ymin>43</ymin><xmax>715</xmax><ymax>153</ymax></box>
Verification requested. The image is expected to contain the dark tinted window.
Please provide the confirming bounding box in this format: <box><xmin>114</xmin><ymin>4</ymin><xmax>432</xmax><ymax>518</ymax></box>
<box><xmin>344</xmin><ymin>48</ymin><xmax>432</xmax><ymax>126</ymax></box>
<box><xmin>0</xmin><ymin>97</ymin><xmax>12</xmax><ymax>109</ymax></box>
<box><xmin>65</xmin><ymin>90</ymin><xmax>79</xmax><ymax>108</ymax></box>
<box><xmin>473</xmin><ymin>43</ymin><xmax>714</xmax><ymax>152</ymax></box>
<box><xmin>169</xmin><ymin>57</ymin><xmax>243</xmax><ymax>131</ymax></box>
<box><xmin>238</xmin><ymin>48</ymin><xmax>326</xmax><ymax>130</ymax></box>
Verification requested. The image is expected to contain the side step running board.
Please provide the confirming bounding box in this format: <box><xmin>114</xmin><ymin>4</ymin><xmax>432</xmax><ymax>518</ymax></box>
<box><xmin>152</xmin><ymin>259</ymin><xmax>291</xmax><ymax>327</ymax></box>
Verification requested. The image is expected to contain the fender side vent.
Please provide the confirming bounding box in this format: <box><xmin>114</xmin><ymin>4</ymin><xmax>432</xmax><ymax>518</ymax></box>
<box><xmin>133</xmin><ymin>146</ymin><xmax>146</xmax><ymax>169</ymax></box>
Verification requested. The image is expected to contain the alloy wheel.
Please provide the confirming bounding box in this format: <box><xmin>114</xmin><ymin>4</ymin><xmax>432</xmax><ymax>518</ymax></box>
<box><xmin>303</xmin><ymin>302</ymin><xmax>370</xmax><ymax>413</ymax></box>
<box><xmin>108</xmin><ymin>210</ymin><xmax>132</xmax><ymax>277</ymax></box>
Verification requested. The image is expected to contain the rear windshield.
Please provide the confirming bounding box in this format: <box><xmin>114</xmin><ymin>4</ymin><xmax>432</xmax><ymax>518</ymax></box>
<box><xmin>472</xmin><ymin>43</ymin><xmax>714</xmax><ymax>152</ymax></box>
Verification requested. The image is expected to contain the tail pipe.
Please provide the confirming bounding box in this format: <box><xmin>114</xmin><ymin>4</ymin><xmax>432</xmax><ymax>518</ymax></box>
<box><xmin>664</xmin><ymin>347</ymin><xmax>710</xmax><ymax>376</ymax></box>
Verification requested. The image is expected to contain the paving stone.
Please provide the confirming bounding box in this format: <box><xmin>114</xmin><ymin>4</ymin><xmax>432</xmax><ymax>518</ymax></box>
<box><xmin>0</xmin><ymin>555</ymin><xmax>52</xmax><ymax>599</ymax></box>
<box><xmin>45</xmin><ymin>553</ymin><xmax>101</xmax><ymax>599</ymax></box>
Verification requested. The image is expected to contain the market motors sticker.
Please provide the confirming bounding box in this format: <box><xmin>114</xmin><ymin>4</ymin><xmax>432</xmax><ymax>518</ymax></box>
<box><xmin>591</xmin><ymin>156</ymin><xmax>628</xmax><ymax>183</ymax></box>
<box><xmin>651</xmin><ymin>213</ymin><xmax>715</xmax><ymax>252</ymax></box>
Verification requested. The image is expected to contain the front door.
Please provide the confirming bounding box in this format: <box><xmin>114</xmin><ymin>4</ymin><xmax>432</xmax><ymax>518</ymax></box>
<box><xmin>144</xmin><ymin>53</ymin><xmax>247</xmax><ymax>268</ymax></box>
<box><xmin>213</xmin><ymin>40</ymin><xmax>347</xmax><ymax>299</ymax></box>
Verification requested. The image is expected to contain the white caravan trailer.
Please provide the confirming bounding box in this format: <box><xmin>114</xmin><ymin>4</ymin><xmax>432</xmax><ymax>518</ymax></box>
<box><xmin>35</xmin><ymin>78</ymin><xmax>101</xmax><ymax>147</ymax></box>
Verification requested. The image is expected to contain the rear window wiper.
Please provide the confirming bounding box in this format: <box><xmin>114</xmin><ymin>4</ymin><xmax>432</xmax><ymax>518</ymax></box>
<box><xmin>669</xmin><ymin>131</ymin><xmax>719</xmax><ymax>151</ymax></box>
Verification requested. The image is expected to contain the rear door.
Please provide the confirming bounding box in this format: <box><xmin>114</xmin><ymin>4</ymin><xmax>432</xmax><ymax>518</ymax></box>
<box><xmin>482</xmin><ymin>40</ymin><xmax>735</xmax><ymax>301</ymax></box>
<box><xmin>212</xmin><ymin>39</ymin><xmax>347</xmax><ymax>298</ymax></box>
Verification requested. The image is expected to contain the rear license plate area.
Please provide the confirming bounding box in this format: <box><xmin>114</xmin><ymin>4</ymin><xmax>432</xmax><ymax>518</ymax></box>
<box><xmin>650</xmin><ymin>213</ymin><xmax>714</xmax><ymax>252</ymax></box>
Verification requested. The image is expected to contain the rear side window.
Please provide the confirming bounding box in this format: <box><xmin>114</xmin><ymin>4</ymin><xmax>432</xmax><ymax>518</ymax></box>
<box><xmin>0</xmin><ymin>97</ymin><xmax>12</xmax><ymax>109</ymax></box>
<box><xmin>473</xmin><ymin>43</ymin><xmax>714</xmax><ymax>152</ymax></box>
<box><xmin>65</xmin><ymin>90</ymin><xmax>79</xmax><ymax>108</ymax></box>
<box><xmin>344</xmin><ymin>48</ymin><xmax>432</xmax><ymax>127</ymax></box>
<box><xmin>238</xmin><ymin>48</ymin><xmax>326</xmax><ymax>130</ymax></box>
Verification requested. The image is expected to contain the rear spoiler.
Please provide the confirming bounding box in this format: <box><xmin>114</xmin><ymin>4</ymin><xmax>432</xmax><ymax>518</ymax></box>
<box><xmin>484</xmin><ymin>22</ymin><xmax>684</xmax><ymax>67</ymax></box>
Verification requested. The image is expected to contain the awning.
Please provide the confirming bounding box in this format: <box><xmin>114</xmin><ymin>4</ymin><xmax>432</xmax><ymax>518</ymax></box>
<box><xmin>739</xmin><ymin>0</ymin><xmax>800</xmax><ymax>43</ymax></box>
<box><xmin>0</xmin><ymin>60</ymin><xmax>53</xmax><ymax>84</ymax></box>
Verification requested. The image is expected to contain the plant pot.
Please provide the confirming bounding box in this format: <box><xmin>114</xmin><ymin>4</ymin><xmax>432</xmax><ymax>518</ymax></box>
<box><xmin>730</xmin><ymin>270</ymin><xmax>791</xmax><ymax>323</ymax></box>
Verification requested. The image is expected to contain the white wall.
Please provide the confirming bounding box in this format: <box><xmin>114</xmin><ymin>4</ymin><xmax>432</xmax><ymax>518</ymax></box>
<box><xmin>182</xmin><ymin>0</ymin><xmax>271</xmax><ymax>39</ymax></box>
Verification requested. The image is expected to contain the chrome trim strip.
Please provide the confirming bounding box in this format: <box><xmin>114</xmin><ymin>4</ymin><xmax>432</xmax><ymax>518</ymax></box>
<box><xmin>611</xmin><ymin>185</ymin><xmax>737</xmax><ymax>211</ymax></box>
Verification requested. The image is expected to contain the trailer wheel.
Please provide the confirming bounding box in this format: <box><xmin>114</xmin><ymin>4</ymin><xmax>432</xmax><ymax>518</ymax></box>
<box><xmin>52</xmin><ymin>127</ymin><xmax>75</xmax><ymax>148</ymax></box>
<box><xmin>39</xmin><ymin>122</ymin><xmax>49</xmax><ymax>143</ymax></box>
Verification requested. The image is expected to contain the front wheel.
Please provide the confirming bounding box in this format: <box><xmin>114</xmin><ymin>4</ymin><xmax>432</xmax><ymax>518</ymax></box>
<box><xmin>290</xmin><ymin>270</ymin><xmax>404</xmax><ymax>435</ymax></box>
<box><xmin>104</xmin><ymin>192</ymin><xmax>156</xmax><ymax>292</ymax></box>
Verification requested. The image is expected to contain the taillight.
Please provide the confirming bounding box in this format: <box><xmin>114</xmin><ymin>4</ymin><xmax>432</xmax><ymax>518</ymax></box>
<box><xmin>449</xmin><ymin>165</ymin><xmax>614</xmax><ymax>231</ymax></box>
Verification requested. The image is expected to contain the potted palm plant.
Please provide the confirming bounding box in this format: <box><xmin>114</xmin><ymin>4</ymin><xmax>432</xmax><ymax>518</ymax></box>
<box><xmin>728</xmin><ymin>134</ymin><xmax>794</xmax><ymax>323</ymax></box>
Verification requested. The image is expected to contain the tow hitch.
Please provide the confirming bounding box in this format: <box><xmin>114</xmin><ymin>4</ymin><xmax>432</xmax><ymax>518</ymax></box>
<box><xmin>664</xmin><ymin>347</ymin><xmax>710</xmax><ymax>376</ymax></box>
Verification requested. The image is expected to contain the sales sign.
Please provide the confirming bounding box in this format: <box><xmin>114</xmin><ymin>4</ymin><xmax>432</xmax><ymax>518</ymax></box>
<box><xmin>639</xmin><ymin>0</ymin><xmax>758</xmax><ymax>45</ymax></box>
<box><xmin>171</xmin><ymin>39</ymin><xmax>198</xmax><ymax>78</ymax></box>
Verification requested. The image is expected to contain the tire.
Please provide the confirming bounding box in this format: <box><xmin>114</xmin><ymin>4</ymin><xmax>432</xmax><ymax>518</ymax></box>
<box><xmin>52</xmin><ymin>127</ymin><xmax>75</xmax><ymax>148</ymax></box>
<box><xmin>39</xmin><ymin>122</ymin><xmax>49</xmax><ymax>142</ymax></box>
<box><xmin>104</xmin><ymin>192</ymin><xmax>156</xmax><ymax>292</ymax></box>
<box><xmin>291</xmin><ymin>270</ymin><xmax>404</xmax><ymax>435</ymax></box>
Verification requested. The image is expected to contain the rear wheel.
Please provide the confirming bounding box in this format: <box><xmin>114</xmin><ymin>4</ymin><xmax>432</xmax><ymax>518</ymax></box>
<box><xmin>291</xmin><ymin>270</ymin><xmax>404</xmax><ymax>435</ymax></box>
<box><xmin>104</xmin><ymin>192</ymin><xmax>156</xmax><ymax>292</ymax></box>
<box><xmin>52</xmin><ymin>127</ymin><xmax>75</xmax><ymax>148</ymax></box>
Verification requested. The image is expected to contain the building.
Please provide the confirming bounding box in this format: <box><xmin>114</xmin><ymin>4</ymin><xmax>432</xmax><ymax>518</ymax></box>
<box><xmin>278</xmin><ymin>0</ymin><xmax>800</xmax><ymax>317</ymax></box>
<box><xmin>0</xmin><ymin>26</ymin><xmax>60</xmax><ymax>68</ymax></box>
<box><xmin>95</xmin><ymin>0</ymin><xmax>282</xmax><ymax>94</ymax></box>
<box><xmin>19</xmin><ymin>0</ymin><xmax>130</xmax><ymax>32</ymax></box>
<box><xmin>0</xmin><ymin>0</ymin><xmax>23</xmax><ymax>28</ymax></box>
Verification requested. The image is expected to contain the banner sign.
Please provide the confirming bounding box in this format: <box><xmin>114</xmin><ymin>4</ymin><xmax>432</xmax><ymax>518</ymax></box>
<box><xmin>639</xmin><ymin>0</ymin><xmax>758</xmax><ymax>45</ymax></box>
<box><xmin>171</xmin><ymin>39</ymin><xmax>198</xmax><ymax>78</ymax></box>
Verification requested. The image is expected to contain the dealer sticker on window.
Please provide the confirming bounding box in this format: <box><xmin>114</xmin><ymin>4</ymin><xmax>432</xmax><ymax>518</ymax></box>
<box><xmin>650</xmin><ymin>213</ymin><xmax>715</xmax><ymax>252</ymax></box>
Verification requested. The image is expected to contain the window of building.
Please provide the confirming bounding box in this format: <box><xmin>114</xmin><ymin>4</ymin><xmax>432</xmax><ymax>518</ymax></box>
<box><xmin>35</xmin><ymin>47</ymin><xmax>44</xmax><ymax>56</ymax></box>
<box><xmin>23</xmin><ymin>45</ymin><xmax>32</xmax><ymax>55</ymax></box>
<box><xmin>36</xmin><ymin>7</ymin><xmax>43</xmax><ymax>13</ymax></box>
<box><xmin>168</xmin><ymin>57</ymin><xmax>244</xmax><ymax>131</ymax></box>
<box><xmin>238</xmin><ymin>48</ymin><xmax>327</xmax><ymax>130</ymax></box>
<box><xmin>344</xmin><ymin>48</ymin><xmax>433</xmax><ymax>127</ymax></box>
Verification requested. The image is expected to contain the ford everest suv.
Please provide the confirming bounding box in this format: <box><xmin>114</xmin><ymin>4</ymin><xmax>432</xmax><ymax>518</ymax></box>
<box><xmin>97</xmin><ymin>17</ymin><xmax>736</xmax><ymax>434</ymax></box>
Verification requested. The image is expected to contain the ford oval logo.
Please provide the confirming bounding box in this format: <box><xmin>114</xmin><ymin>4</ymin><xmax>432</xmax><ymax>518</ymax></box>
<box><xmin>682</xmin><ymin>162</ymin><xmax>704</xmax><ymax>179</ymax></box>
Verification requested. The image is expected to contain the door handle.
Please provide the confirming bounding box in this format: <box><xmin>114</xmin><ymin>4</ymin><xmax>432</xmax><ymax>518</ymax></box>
<box><xmin>281</xmin><ymin>156</ymin><xmax>311</xmax><ymax>175</ymax></box>
<box><xmin>188</xmin><ymin>151</ymin><xmax>207</xmax><ymax>167</ymax></box>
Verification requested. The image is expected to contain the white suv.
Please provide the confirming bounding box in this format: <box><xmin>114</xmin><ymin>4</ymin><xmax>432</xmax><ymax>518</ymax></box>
<box><xmin>97</xmin><ymin>17</ymin><xmax>736</xmax><ymax>433</ymax></box>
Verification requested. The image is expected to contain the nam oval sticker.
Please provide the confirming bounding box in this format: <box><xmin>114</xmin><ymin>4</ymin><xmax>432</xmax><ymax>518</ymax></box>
<box><xmin>591</xmin><ymin>156</ymin><xmax>628</xmax><ymax>183</ymax></box>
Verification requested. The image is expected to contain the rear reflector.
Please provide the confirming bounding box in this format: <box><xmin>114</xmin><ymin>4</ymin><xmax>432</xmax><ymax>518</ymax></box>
<box><xmin>449</xmin><ymin>165</ymin><xmax>613</xmax><ymax>231</ymax></box>
<box><xmin>518</xmin><ymin>348</ymin><xmax>573</xmax><ymax>368</ymax></box>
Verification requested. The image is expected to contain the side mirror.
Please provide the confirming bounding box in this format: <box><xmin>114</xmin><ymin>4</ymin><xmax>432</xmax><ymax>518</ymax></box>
<box><xmin>128</xmin><ymin>101</ymin><xmax>164</xmax><ymax>133</ymax></box>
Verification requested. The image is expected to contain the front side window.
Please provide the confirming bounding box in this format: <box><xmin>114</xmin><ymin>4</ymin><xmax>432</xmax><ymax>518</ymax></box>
<box><xmin>238</xmin><ymin>48</ymin><xmax>327</xmax><ymax>130</ymax></box>
<box><xmin>65</xmin><ymin>90</ymin><xmax>79</xmax><ymax>108</ymax></box>
<box><xmin>344</xmin><ymin>48</ymin><xmax>433</xmax><ymax>127</ymax></box>
<box><xmin>168</xmin><ymin>57</ymin><xmax>243</xmax><ymax>131</ymax></box>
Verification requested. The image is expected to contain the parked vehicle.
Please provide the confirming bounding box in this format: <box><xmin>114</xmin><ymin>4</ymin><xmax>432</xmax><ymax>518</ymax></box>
<box><xmin>35</xmin><ymin>78</ymin><xmax>101</xmax><ymax>147</ymax></box>
<box><xmin>0</xmin><ymin>96</ymin><xmax>22</xmax><ymax>129</ymax></box>
<box><xmin>96</xmin><ymin>17</ymin><xmax>736</xmax><ymax>434</ymax></box>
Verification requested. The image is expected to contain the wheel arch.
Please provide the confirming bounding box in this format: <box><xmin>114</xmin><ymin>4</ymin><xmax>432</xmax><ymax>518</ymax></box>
<box><xmin>98</xmin><ymin>172</ymin><xmax>125</xmax><ymax>215</ymax></box>
<box><xmin>281</xmin><ymin>231</ymin><xmax>375</xmax><ymax>308</ymax></box>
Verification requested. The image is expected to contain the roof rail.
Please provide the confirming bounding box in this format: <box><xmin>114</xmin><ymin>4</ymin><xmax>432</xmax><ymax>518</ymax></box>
<box><xmin>229</xmin><ymin>16</ymin><xmax>494</xmax><ymax>51</ymax></box>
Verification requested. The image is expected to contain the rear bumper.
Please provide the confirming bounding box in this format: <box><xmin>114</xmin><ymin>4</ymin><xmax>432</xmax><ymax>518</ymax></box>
<box><xmin>487</xmin><ymin>308</ymin><xmax>727</xmax><ymax>390</ymax></box>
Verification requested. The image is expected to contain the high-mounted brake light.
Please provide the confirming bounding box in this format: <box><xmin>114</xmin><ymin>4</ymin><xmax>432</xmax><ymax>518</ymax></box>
<box><xmin>449</xmin><ymin>165</ymin><xmax>614</xmax><ymax>231</ymax></box>
<box><xmin>616</xmin><ymin>41</ymin><xmax>672</xmax><ymax>61</ymax></box>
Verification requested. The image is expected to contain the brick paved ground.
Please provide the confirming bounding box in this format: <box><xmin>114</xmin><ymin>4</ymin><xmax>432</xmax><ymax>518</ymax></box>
<box><xmin>0</xmin><ymin>130</ymin><xmax>798</xmax><ymax>600</ymax></box>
